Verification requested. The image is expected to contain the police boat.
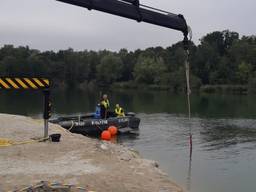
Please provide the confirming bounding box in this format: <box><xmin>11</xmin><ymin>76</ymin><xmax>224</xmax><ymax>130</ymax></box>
<box><xmin>50</xmin><ymin>112</ymin><xmax>140</xmax><ymax>136</ymax></box>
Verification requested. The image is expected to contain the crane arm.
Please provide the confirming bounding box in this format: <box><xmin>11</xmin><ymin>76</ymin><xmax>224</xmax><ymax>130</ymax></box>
<box><xmin>56</xmin><ymin>0</ymin><xmax>189</xmax><ymax>38</ymax></box>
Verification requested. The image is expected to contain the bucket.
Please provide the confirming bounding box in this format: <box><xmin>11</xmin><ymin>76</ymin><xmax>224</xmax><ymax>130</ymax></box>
<box><xmin>50</xmin><ymin>134</ymin><xmax>61</xmax><ymax>142</ymax></box>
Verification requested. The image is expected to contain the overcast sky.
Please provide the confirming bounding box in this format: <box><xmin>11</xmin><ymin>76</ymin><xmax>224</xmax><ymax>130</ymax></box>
<box><xmin>0</xmin><ymin>0</ymin><xmax>255</xmax><ymax>51</ymax></box>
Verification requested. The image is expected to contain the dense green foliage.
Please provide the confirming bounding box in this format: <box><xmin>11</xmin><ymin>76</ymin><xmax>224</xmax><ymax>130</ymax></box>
<box><xmin>0</xmin><ymin>30</ymin><xmax>255</xmax><ymax>92</ymax></box>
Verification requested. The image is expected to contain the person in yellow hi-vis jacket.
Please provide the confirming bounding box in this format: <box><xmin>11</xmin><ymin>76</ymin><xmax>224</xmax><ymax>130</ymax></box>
<box><xmin>115</xmin><ymin>104</ymin><xmax>125</xmax><ymax>117</ymax></box>
<box><xmin>100</xmin><ymin>94</ymin><xmax>110</xmax><ymax>119</ymax></box>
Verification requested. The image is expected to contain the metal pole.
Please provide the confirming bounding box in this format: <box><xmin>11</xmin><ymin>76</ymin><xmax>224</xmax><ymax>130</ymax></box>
<box><xmin>44</xmin><ymin>119</ymin><xmax>49</xmax><ymax>138</ymax></box>
<box><xmin>43</xmin><ymin>90</ymin><xmax>50</xmax><ymax>138</ymax></box>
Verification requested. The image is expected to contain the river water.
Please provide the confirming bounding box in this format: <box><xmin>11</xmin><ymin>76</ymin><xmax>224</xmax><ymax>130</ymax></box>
<box><xmin>1</xmin><ymin>89</ymin><xmax>256</xmax><ymax>192</ymax></box>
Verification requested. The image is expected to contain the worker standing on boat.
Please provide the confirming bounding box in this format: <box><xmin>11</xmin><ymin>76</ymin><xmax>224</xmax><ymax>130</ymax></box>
<box><xmin>115</xmin><ymin>104</ymin><xmax>125</xmax><ymax>117</ymax></box>
<box><xmin>100</xmin><ymin>94</ymin><xmax>110</xmax><ymax>119</ymax></box>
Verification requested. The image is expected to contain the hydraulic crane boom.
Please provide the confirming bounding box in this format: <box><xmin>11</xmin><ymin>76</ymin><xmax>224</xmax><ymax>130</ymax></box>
<box><xmin>56</xmin><ymin>0</ymin><xmax>189</xmax><ymax>40</ymax></box>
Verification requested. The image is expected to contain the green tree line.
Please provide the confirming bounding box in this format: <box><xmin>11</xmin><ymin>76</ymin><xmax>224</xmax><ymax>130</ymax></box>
<box><xmin>0</xmin><ymin>30</ymin><xmax>255</xmax><ymax>93</ymax></box>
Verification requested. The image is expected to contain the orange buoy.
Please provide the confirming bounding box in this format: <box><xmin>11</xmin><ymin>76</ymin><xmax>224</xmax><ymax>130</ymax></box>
<box><xmin>101</xmin><ymin>130</ymin><xmax>111</xmax><ymax>141</ymax></box>
<box><xmin>108</xmin><ymin>126</ymin><xmax>118</xmax><ymax>136</ymax></box>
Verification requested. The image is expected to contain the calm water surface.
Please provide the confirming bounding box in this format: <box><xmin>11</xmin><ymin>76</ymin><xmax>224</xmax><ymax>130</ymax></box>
<box><xmin>1</xmin><ymin>89</ymin><xmax>256</xmax><ymax>192</ymax></box>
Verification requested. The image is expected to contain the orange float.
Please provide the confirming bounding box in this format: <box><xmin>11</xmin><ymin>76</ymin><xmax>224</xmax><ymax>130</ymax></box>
<box><xmin>101</xmin><ymin>130</ymin><xmax>111</xmax><ymax>141</ymax></box>
<box><xmin>108</xmin><ymin>126</ymin><xmax>118</xmax><ymax>136</ymax></box>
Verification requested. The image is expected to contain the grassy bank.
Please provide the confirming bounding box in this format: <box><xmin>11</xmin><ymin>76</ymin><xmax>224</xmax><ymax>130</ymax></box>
<box><xmin>111</xmin><ymin>82</ymin><xmax>171</xmax><ymax>91</ymax></box>
<box><xmin>55</xmin><ymin>81</ymin><xmax>254</xmax><ymax>95</ymax></box>
<box><xmin>111</xmin><ymin>82</ymin><xmax>252</xmax><ymax>95</ymax></box>
<box><xmin>200</xmin><ymin>85</ymin><xmax>248</xmax><ymax>94</ymax></box>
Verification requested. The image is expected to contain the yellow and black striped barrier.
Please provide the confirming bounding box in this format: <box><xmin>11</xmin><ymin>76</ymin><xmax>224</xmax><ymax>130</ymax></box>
<box><xmin>0</xmin><ymin>77</ymin><xmax>51</xmax><ymax>138</ymax></box>
<box><xmin>0</xmin><ymin>77</ymin><xmax>49</xmax><ymax>90</ymax></box>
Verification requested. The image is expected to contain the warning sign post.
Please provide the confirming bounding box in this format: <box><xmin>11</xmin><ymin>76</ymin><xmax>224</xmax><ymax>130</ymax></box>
<box><xmin>0</xmin><ymin>77</ymin><xmax>51</xmax><ymax>138</ymax></box>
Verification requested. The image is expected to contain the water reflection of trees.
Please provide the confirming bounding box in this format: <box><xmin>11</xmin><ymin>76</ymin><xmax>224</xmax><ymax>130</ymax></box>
<box><xmin>1</xmin><ymin>89</ymin><xmax>256</xmax><ymax>120</ymax></box>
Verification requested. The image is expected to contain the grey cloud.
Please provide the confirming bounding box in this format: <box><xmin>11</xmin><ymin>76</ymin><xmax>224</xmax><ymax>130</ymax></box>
<box><xmin>0</xmin><ymin>0</ymin><xmax>255</xmax><ymax>51</ymax></box>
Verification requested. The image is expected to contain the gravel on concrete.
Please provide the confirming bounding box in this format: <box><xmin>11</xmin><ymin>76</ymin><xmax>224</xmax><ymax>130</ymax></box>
<box><xmin>0</xmin><ymin>114</ymin><xmax>183</xmax><ymax>192</ymax></box>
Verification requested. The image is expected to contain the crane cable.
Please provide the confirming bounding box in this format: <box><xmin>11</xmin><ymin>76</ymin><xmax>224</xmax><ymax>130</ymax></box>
<box><xmin>185</xmin><ymin>49</ymin><xmax>192</xmax><ymax>150</ymax></box>
<box><xmin>185</xmin><ymin>26</ymin><xmax>193</xmax><ymax>151</ymax></box>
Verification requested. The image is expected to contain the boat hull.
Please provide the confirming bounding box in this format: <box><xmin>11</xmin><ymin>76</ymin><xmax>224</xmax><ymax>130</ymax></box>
<box><xmin>51</xmin><ymin>115</ymin><xmax>140</xmax><ymax>136</ymax></box>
